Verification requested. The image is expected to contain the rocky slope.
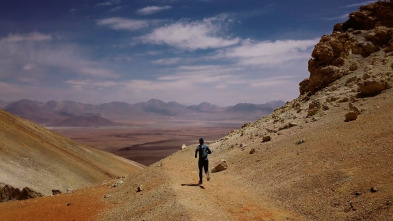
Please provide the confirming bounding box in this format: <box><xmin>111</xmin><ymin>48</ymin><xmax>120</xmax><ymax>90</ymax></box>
<box><xmin>0</xmin><ymin>108</ymin><xmax>145</xmax><ymax>197</ymax></box>
<box><xmin>99</xmin><ymin>2</ymin><xmax>393</xmax><ymax>220</ymax></box>
<box><xmin>0</xmin><ymin>1</ymin><xmax>392</xmax><ymax>220</ymax></box>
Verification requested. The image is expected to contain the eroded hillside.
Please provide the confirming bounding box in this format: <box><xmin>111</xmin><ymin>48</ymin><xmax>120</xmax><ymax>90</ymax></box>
<box><xmin>0</xmin><ymin>108</ymin><xmax>144</xmax><ymax>197</ymax></box>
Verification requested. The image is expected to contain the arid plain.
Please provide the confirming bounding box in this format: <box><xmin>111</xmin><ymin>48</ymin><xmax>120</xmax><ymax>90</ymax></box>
<box><xmin>50</xmin><ymin>120</ymin><xmax>242</xmax><ymax>166</ymax></box>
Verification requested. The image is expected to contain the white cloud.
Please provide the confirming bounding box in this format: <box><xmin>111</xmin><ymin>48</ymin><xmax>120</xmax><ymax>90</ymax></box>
<box><xmin>0</xmin><ymin>32</ymin><xmax>119</xmax><ymax>83</ymax></box>
<box><xmin>216</xmin><ymin>38</ymin><xmax>318</xmax><ymax>66</ymax></box>
<box><xmin>97</xmin><ymin>17</ymin><xmax>149</xmax><ymax>31</ymax></box>
<box><xmin>322</xmin><ymin>13</ymin><xmax>349</xmax><ymax>21</ymax></box>
<box><xmin>137</xmin><ymin>6</ymin><xmax>172</xmax><ymax>15</ymax></box>
<box><xmin>1</xmin><ymin>32</ymin><xmax>52</xmax><ymax>42</ymax></box>
<box><xmin>341</xmin><ymin>1</ymin><xmax>376</xmax><ymax>8</ymax></box>
<box><xmin>152</xmin><ymin>57</ymin><xmax>180</xmax><ymax>65</ymax></box>
<box><xmin>141</xmin><ymin>16</ymin><xmax>240</xmax><ymax>50</ymax></box>
<box><xmin>96</xmin><ymin>0</ymin><xmax>121</xmax><ymax>7</ymax></box>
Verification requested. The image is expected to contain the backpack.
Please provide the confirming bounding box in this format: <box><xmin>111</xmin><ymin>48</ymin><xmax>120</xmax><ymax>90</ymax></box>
<box><xmin>199</xmin><ymin>145</ymin><xmax>208</xmax><ymax>159</ymax></box>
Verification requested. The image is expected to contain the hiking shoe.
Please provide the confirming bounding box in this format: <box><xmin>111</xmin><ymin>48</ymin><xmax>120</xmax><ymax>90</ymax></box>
<box><xmin>206</xmin><ymin>172</ymin><xmax>210</xmax><ymax>181</ymax></box>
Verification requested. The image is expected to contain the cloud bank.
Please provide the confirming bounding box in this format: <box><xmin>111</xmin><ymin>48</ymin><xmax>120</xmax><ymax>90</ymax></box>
<box><xmin>137</xmin><ymin>6</ymin><xmax>172</xmax><ymax>15</ymax></box>
<box><xmin>141</xmin><ymin>16</ymin><xmax>240</xmax><ymax>50</ymax></box>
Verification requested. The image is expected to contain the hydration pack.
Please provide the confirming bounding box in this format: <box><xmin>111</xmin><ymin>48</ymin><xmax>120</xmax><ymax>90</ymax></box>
<box><xmin>199</xmin><ymin>145</ymin><xmax>208</xmax><ymax>159</ymax></box>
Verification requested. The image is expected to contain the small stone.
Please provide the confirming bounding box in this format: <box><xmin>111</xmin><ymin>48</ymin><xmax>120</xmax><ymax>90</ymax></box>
<box><xmin>181</xmin><ymin>144</ymin><xmax>187</xmax><ymax>150</ymax></box>
<box><xmin>67</xmin><ymin>202</ymin><xmax>72</xmax><ymax>206</ymax></box>
<box><xmin>370</xmin><ymin>187</ymin><xmax>378</xmax><ymax>193</ymax></box>
<box><xmin>112</xmin><ymin>180</ymin><xmax>124</xmax><ymax>188</ymax></box>
<box><xmin>249</xmin><ymin>148</ymin><xmax>256</xmax><ymax>154</ymax></box>
<box><xmin>52</xmin><ymin>190</ymin><xmax>62</xmax><ymax>195</ymax></box>
<box><xmin>345</xmin><ymin>112</ymin><xmax>358</xmax><ymax>122</ymax></box>
<box><xmin>262</xmin><ymin>136</ymin><xmax>271</xmax><ymax>142</ymax></box>
<box><xmin>349</xmin><ymin>63</ymin><xmax>358</xmax><ymax>71</ymax></box>
<box><xmin>349</xmin><ymin>103</ymin><xmax>361</xmax><ymax>114</ymax></box>
<box><xmin>66</xmin><ymin>188</ymin><xmax>73</xmax><ymax>194</ymax></box>
<box><xmin>104</xmin><ymin>194</ymin><xmax>111</xmax><ymax>198</ymax></box>
<box><xmin>295</xmin><ymin>140</ymin><xmax>305</xmax><ymax>145</ymax></box>
<box><xmin>137</xmin><ymin>185</ymin><xmax>143</xmax><ymax>192</ymax></box>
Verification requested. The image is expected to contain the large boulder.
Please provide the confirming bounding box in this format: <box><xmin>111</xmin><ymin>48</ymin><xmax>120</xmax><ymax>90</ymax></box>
<box><xmin>211</xmin><ymin>159</ymin><xmax>228</xmax><ymax>173</ymax></box>
<box><xmin>358</xmin><ymin>79</ymin><xmax>390</xmax><ymax>95</ymax></box>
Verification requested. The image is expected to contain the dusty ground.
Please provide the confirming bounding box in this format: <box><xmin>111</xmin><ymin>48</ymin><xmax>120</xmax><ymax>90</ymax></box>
<box><xmin>0</xmin><ymin>182</ymin><xmax>111</xmax><ymax>221</ymax></box>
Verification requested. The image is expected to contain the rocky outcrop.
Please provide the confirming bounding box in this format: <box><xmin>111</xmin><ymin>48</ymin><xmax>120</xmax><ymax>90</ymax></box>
<box><xmin>341</xmin><ymin>2</ymin><xmax>393</xmax><ymax>31</ymax></box>
<box><xmin>0</xmin><ymin>183</ymin><xmax>43</xmax><ymax>202</ymax></box>
<box><xmin>301</xmin><ymin>2</ymin><xmax>393</xmax><ymax>95</ymax></box>
<box><xmin>307</xmin><ymin>33</ymin><xmax>353</xmax><ymax>93</ymax></box>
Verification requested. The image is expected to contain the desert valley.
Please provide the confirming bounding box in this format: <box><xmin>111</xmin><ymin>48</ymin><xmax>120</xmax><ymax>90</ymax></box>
<box><xmin>1</xmin><ymin>1</ymin><xmax>393</xmax><ymax>221</ymax></box>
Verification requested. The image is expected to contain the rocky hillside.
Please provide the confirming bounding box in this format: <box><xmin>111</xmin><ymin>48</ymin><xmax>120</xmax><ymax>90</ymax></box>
<box><xmin>0</xmin><ymin>1</ymin><xmax>392</xmax><ymax>220</ymax></box>
<box><xmin>99</xmin><ymin>2</ymin><xmax>393</xmax><ymax>220</ymax></box>
<box><xmin>0</xmin><ymin>108</ymin><xmax>145</xmax><ymax>198</ymax></box>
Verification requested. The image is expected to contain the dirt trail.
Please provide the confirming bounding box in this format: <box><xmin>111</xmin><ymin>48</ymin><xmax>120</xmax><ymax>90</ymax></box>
<box><xmin>160</xmin><ymin>148</ymin><xmax>304</xmax><ymax>220</ymax></box>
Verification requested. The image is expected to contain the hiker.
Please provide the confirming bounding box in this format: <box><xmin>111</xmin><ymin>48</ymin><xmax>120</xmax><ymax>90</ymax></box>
<box><xmin>195</xmin><ymin>138</ymin><xmax>212</xmax><ymax>185</ymax></box>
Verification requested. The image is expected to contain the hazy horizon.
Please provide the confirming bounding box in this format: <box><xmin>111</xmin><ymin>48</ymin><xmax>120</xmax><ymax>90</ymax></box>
<box><xmin>0</xmin><ymin>0</ymin><xmax>375</xmax><ymax>106</ymax></box>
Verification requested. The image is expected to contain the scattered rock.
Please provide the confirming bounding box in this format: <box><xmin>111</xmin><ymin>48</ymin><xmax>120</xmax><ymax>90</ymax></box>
<box><xmin>249</xmin><ymin>148</ymin><xmax>256</xmax><ymax>154</ymax></box>
<box><xmin>262</xmin><ymin>136</ymin><xmax>271</xmax><ymax>142</ymax></box>
<box><xmin>211</xmin><ymin>159</ymin><xmax>228</xmax><ymax>173</ymax></box>
<box><xmin>52</xmin><ymin>189</ymin><xmax>62</xmax><ymax>195</ymax></box>
<box><xmin>345</xmin><ymin>112</ymin><xmax>358</xmax><ymax>122</ymax></box>
<box><xmin>345</xmin><ymin>76</ymin><xmax>358</xmax><ymax>86</ymax></box>
<box><xmin>349</xmin><ymin>63</ymin><xmax>358</xmax><ymax>71</ymax></box>
<box><xmin>112</xmin><ymin>180</ymin><xmax>124</xmax><ymax>188</ymax></box>
<box><xmin>137</xmin><ymin>185</ymin><xmax>143</xmax><ymax>192</ymax></box>
<box><xmin>181</xmin><ymin>144</ymin><xmax>187</xmax><ymax>150</ymax></box>
<box><xmin>358</xmin><ymin>79</ymin><xmax>389</xmax><ymax>95</ymax></box>
<box><xmin>279</xmin><ymin>122</ymin><xmax>297</xmax><ymax>130</ymax></box>
<box><xmin>352</xmin><ymin>41</ymin><xmax>379</xmax><ymax>57</ymax></box>
<box><xmin>295</xmin><ymin>140</ymin><xmax>306</xmax><ymax>145</ymax></box>
<box><xmin>349</xmin><ymin>103</ymin><xmax>361</xmax><ymax>114</ymax></box>
<box><xmin>338</xmin><ymin>97</ymin><xmax>349</xmax><ymax>103</ymax></box>
<box><xmin>370</xmin><ymin>187</ymin><xmax>378</xmax><ymax>193</ymax></box>
<box><xmin>0</xmin><ymin>183</ymin><xmax>43</xmax><ymax>202</ymax></box>
<box><xmin>307</xmin><ymin>100</ymin><xmax>321</xmax><ymax>117</ymax></box>
<box><xmin>364</xmin><ymin>65</ymin><xmax>373</xmax><ymax>72</ymax></box>
<box><xmin>104</xmin><ymin>194</ymin><xmax>111</xmax><ymax>198</ymax></box>
<box><xmin>67</xmin><ymin>202</ymin><xmax>72</xmax><ymax>206</ymax></box>
<box><xmin>66</xmin><ymin>188</ymin><xmax>73</xmax><ymax>194</ymax></box>
<box><xmin>242</xmin><ymin>122</ymin><xmax>250</xmax><ymax>128</ymax></box>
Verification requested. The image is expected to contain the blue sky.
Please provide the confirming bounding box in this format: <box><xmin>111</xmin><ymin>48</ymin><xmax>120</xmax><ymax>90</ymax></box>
<box><xmin>0</xmin><ymin>0</ymin><xmax>376</xmax><ymax>106</ymax></box>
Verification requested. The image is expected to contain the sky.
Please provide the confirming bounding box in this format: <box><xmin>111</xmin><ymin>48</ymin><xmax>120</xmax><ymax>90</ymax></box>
<box><xmin>0</xmin><ymin>0</ymin><xmax>377</xmax><ymax>106</ymax></box>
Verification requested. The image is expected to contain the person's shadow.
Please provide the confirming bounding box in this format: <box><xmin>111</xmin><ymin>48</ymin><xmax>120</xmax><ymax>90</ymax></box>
<box><xmin>181</xmin><ymin>183</ymin><xmax>205</xmax><ymax>189</ymax></box>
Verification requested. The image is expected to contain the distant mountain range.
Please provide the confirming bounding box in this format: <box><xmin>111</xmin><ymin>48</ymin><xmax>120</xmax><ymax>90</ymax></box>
<box><xmin>1</xmin><ymin>99</ymin><xmax>285</xmax><ymax>127</ymax></box>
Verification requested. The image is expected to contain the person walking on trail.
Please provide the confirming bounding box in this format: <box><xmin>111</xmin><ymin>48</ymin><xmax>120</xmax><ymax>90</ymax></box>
<box><xmin>195</xmin><ymin>138</ymin><xmax>212</xmax><ymax>185</ymax></box>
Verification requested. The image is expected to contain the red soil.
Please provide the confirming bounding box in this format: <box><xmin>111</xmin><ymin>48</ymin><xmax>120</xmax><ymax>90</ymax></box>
<box><xmin>0</xmin><ymin>184</ymin><xmax>110</xmax><ymax>221</ymax></box>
